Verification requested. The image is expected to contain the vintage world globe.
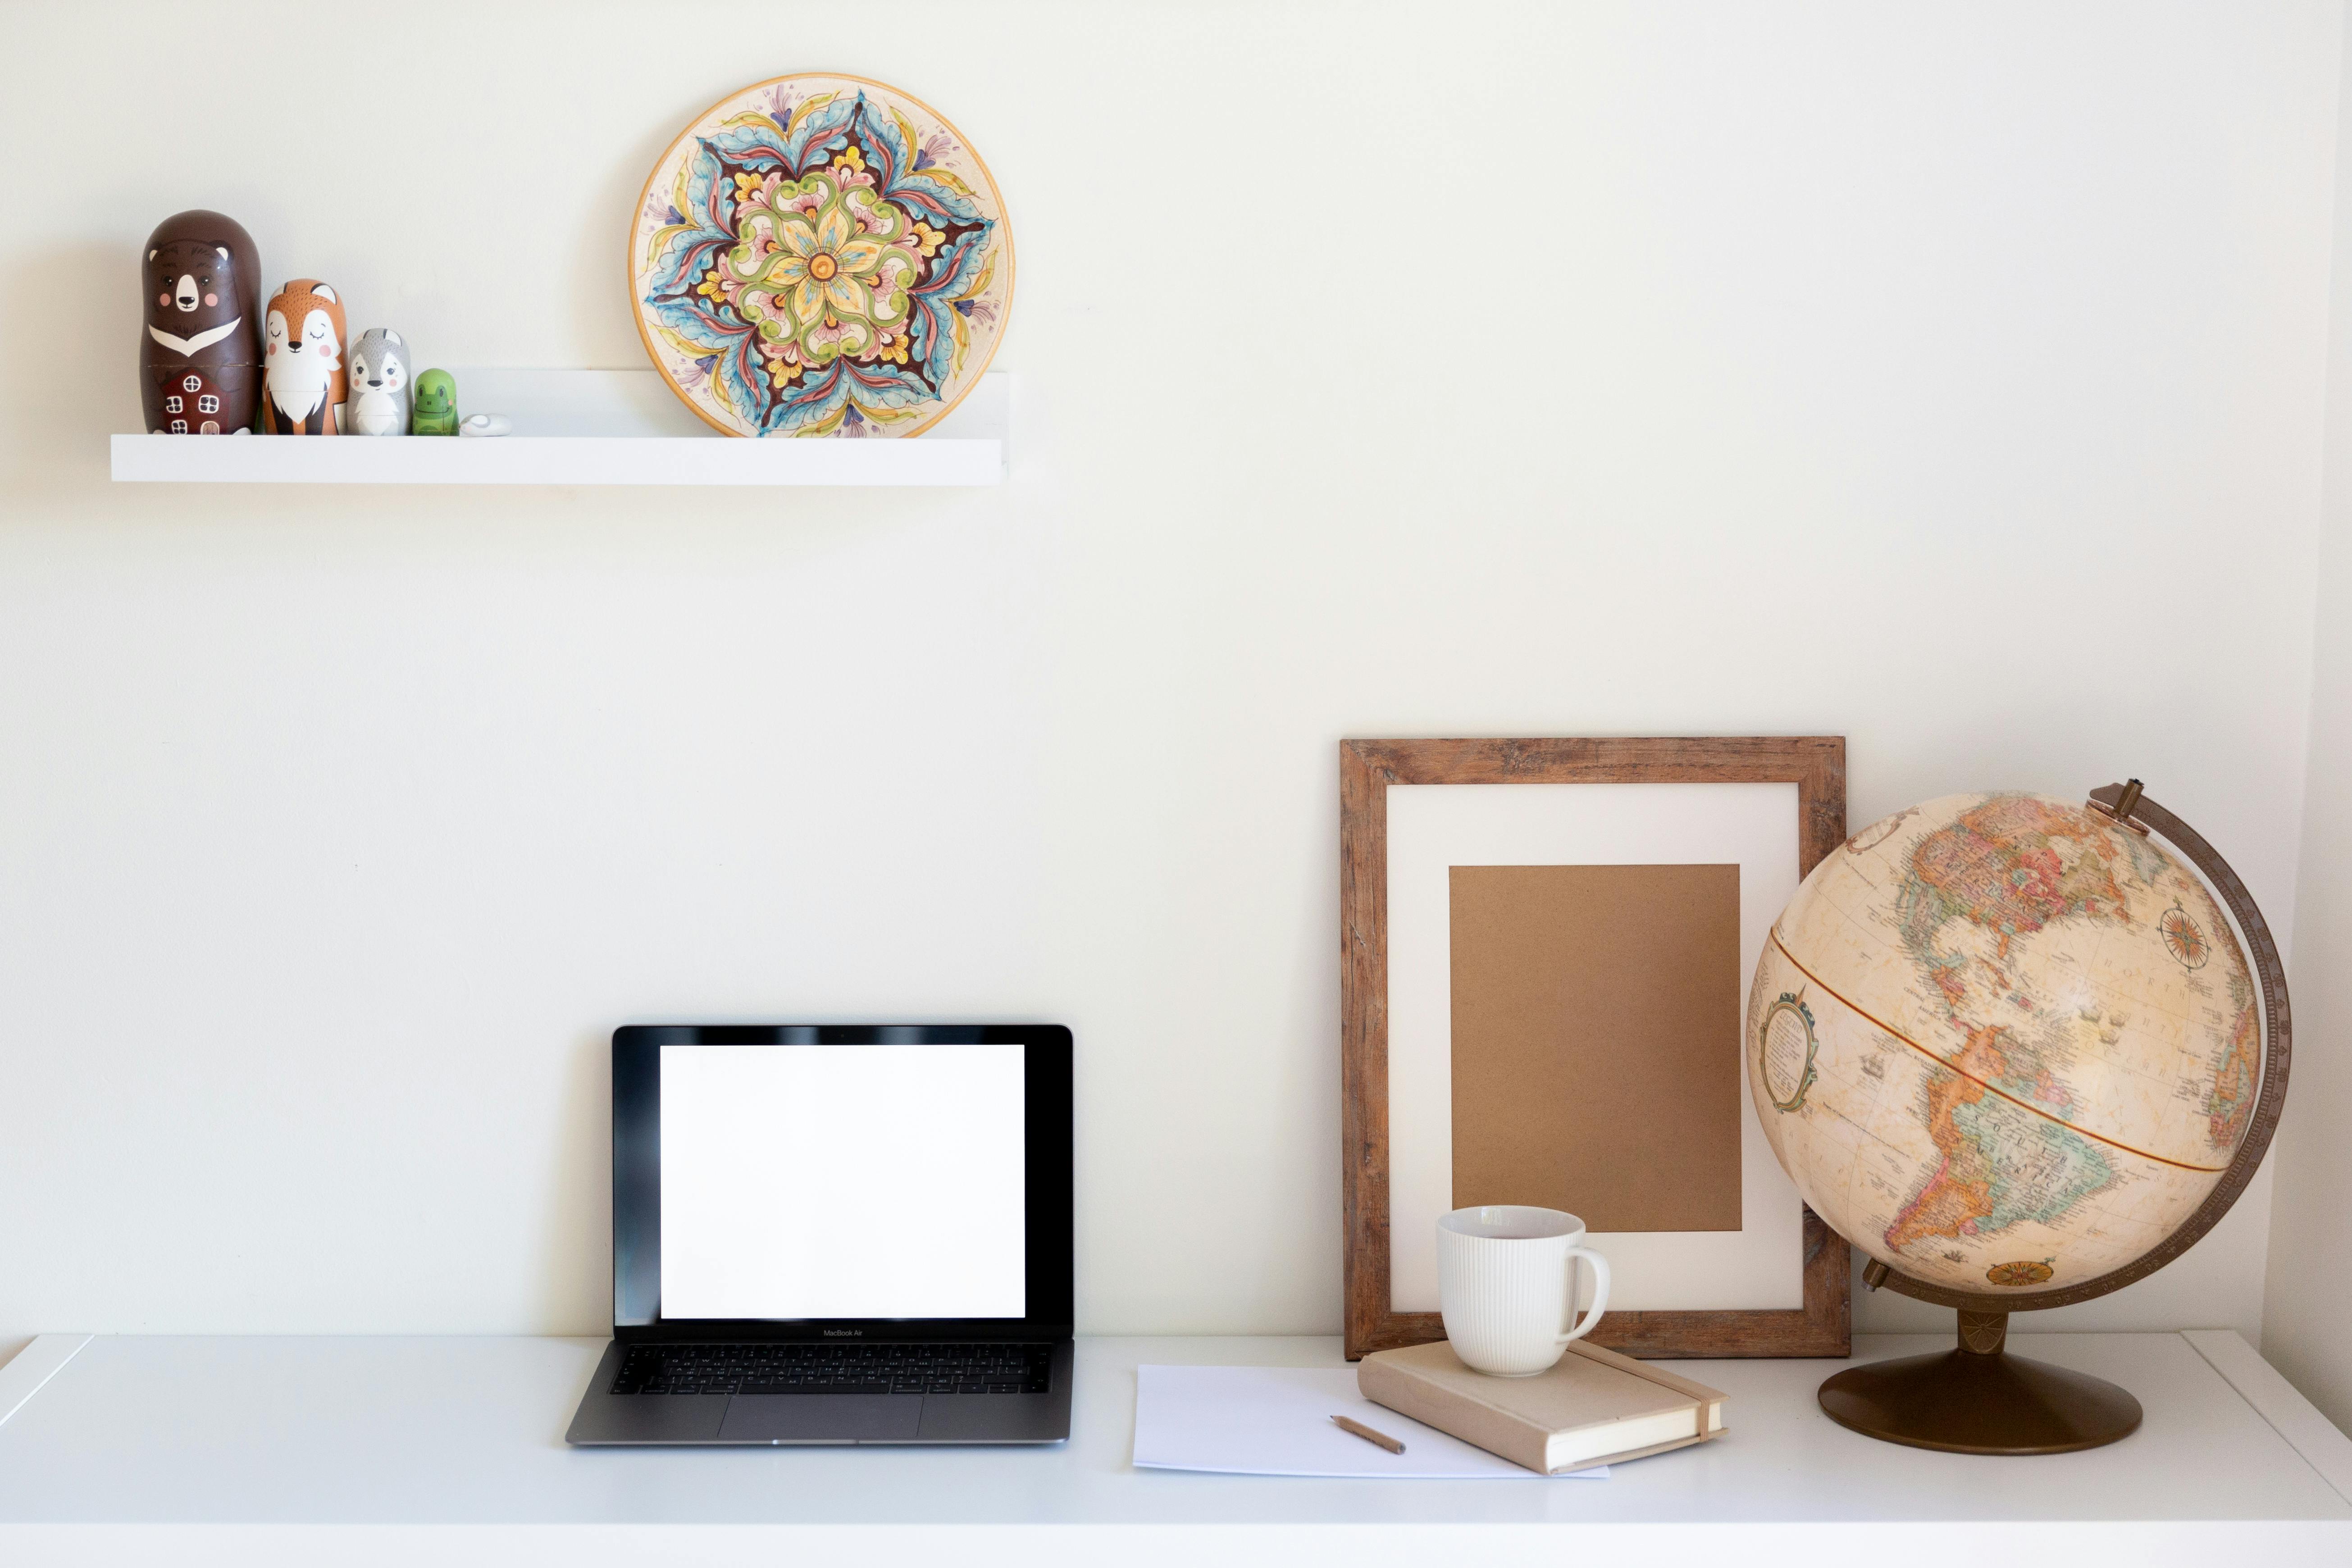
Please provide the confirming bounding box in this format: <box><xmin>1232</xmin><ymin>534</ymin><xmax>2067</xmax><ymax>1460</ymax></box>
<box><xmin>1747</xmin><ymin>790</ymin><xmax>2266</xmax><ymax>1301</ymax></box>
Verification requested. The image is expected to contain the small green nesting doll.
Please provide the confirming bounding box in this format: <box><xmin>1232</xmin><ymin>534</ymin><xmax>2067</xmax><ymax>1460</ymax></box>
<box><xmin>411</xmin><ymin>369</ymin><xmax>458</xmax><ymax>435</ymax></box>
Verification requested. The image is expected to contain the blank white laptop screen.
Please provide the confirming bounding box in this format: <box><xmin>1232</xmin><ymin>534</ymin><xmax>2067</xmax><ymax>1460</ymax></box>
<box><xmin>659</xmin><ymin>1044</ymin><xmax>1026</xmax><ymax>1320</ymax></box>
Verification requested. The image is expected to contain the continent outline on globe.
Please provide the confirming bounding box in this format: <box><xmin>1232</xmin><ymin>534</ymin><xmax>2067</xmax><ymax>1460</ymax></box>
<box><xmin>1746</xmin><ymin>791</ymin><xmax>2264</xmax><ymax>1299</ymax></box>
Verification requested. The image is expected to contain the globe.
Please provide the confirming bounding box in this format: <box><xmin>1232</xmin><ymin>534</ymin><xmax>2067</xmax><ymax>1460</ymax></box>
<box><xmin>1746</xmin><ymin>790</ymin><xmax>2264</xmax><ymax>1301</ymax></box>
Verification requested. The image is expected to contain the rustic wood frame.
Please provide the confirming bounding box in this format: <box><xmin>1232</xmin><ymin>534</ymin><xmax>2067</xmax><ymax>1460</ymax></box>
<box><xmin>1341</xmin><ymin>736</ymin><xmax>1851</xmax><ymax>1360</ymax></box>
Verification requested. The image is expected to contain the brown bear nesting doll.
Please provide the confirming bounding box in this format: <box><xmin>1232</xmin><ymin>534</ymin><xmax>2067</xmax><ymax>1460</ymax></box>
<box><xmin>141</xmin><ymin>210</ymin><xmax>263</xmax><ymax>433</ymax></box>
<box><xmin>262</xmin><ymin>279</ymin><xmax>348</xmax><ymax>435</ymax></box>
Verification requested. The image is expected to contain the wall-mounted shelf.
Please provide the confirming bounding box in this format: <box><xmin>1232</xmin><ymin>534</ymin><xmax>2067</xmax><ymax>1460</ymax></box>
<box><xmin>109</xmin><ymin>369</ymin><xmax>1010</xmax><ymax>487</ymax></box>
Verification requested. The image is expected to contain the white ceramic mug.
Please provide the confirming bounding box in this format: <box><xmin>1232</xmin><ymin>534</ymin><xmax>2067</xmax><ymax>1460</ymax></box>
<box><xmin>1438</xmin><ymin>1205</ymin><xmax>1614</xmax><ymax>1377</ymax></box>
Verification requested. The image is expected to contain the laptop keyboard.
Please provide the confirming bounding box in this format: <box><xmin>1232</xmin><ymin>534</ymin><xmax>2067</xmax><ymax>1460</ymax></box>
<box><xmin>612</xmin><ymin>1341</ymin><xmax>1053</xmax><ymax>1396</ymax></box>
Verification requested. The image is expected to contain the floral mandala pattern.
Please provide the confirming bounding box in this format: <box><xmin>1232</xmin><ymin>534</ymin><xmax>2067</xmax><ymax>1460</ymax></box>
<box><xmin>632</xmin><ymin>76</ymin><xmax>1010</xmax><ymax>437</ymax></box>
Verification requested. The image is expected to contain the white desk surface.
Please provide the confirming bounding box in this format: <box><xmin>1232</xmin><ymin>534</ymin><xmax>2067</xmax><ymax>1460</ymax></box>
<box><xmin>0</xmin><ymin>1330</ymin><xmax>2344</xmax><ymax>1567</ymax></box>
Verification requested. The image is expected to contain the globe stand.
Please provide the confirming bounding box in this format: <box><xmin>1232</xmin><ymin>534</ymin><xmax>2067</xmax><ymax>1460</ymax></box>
<box><xmin>1818</xmin><ymin>1303</ymin><xmax>2142</xmax><ymax>1455</ymax></box>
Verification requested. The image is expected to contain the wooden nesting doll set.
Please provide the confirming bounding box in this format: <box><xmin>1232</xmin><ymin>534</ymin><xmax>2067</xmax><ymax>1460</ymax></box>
<box><xmin>139</xmin><ymin>210</ymin><xmax>455</xmax><ymax>437</ymax></box>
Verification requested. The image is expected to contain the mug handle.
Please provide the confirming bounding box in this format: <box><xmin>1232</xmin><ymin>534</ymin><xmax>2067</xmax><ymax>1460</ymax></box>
<box><xmin>1556</xmin><ymin>1246</ymin><xmax>1613</xmax><ymax>1345</ymax></box>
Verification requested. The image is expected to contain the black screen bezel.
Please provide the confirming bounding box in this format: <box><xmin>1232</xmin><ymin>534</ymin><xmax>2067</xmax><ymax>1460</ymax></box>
<box><xmin>611</xmin><ymin>1023</ymin><xmax>1073</xmax><ymax>1343</ymax></box>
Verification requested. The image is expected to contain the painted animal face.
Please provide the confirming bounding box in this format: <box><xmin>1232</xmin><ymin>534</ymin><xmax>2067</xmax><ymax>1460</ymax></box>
<box><xmin>353</xmin><ymin>354</ymin><xmax>406</xmax><ymax>391</ymax></box>
<box><xmin>351</xmin><ymin>330</ymin><xmax>410</xmax><ymax>391</ymax></box>
<box><xmin>415</xmin><ymin>374</ymin><xmax>455</xmax><ymax>414</ymax></box>
<box><xmin>264</xmin><ymin>281</ymin><xmax>344</xmax><ymax>379</ymax></box>
<box><xmin>267</xmin><ymin>307</ymin><xmax>341</xmax><ymax>363</ymax></box>
<box><xmin>350</xmin><ymin>350</ymin><xmax>402</xmax><ymax>390</ymax></box>
<box><xmin>147</xmin><ymin>240</ymin><xmax>238</xmax><ymax>326</ymax></box>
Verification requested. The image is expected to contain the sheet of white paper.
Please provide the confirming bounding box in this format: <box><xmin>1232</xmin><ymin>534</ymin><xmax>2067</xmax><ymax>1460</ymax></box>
<box><xmin>1132</xmin><ymin>1365</ymin><xmax>1607</xmax><ymax>1479</ymax></box>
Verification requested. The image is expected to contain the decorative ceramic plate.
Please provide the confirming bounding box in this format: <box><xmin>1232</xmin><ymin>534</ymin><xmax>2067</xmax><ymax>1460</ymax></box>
<box><xmin>629</xmin><ymin>73</ymin><xmax>1012</xmax><ymax>438</ymax></box>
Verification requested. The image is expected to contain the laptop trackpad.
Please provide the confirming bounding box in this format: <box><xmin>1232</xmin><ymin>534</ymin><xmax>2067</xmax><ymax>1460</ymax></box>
<box><xmin>720</xmin><ymin>1395</ymin><xmax>923</xmax><ymax>1442</ymax></box>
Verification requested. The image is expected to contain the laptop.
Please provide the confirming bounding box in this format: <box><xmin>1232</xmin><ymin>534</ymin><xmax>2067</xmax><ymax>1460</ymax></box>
<box><xmin>566</xmin><ymin>1024</ymin><xmax>1074</xmax><ymax>1445</ymax></box>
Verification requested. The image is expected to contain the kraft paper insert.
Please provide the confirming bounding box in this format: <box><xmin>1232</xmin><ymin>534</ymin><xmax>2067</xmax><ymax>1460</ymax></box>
<box><xmin>1449</xmin><ymin>864</ymin><xmax>1742</xmax><ymax>1232</ymax></box>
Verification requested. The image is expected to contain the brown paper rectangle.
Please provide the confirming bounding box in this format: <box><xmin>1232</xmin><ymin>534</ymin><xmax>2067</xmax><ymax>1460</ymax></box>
<box><xmin>1449</xmin><ymin>863</ymin><xmax>1742</xmax><ymax>1232</ymax></box>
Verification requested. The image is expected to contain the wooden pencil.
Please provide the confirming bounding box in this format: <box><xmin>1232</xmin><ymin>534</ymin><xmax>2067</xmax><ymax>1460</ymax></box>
<box><xmin>1331</xmin><ymin>1414</ymin><xmax>1406</xmax><ymax>1454</ymax></box>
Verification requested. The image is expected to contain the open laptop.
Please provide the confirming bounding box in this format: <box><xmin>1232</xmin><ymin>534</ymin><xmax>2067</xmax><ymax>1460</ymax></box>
<box><xmin>567</xmin><ymin>1024</ymin><xmax>1074</xmax><ymax>1445</ymax></box>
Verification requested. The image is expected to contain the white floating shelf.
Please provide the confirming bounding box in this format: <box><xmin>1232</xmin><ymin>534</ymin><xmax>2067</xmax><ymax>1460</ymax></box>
<box><xmin>111</xmin><ymin>369</ymin><xmax>1009</xmax><ymax>487</ymax></box>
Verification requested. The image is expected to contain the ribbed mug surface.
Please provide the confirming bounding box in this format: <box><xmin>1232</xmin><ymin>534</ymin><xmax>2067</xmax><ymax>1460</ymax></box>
<box><xmin>1437</xmin><ymin>1205</ymin><xmax>1612</xmax><ymax>1377</ymax></box>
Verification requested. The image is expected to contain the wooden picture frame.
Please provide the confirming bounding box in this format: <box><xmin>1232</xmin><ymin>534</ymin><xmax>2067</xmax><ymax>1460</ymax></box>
<box><xmin>1341</xmin><ymin>736</ymin><xmax>1851</xmax><ymax>1360</ymax></box>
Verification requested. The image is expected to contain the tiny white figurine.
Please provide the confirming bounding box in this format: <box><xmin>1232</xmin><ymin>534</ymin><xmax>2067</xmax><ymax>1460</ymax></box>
<box><xmin>458</xmin><ymin>413</ymin><xmax>512</xmax><ymax>438</ymax></box>
<box><xmin>346</xmin><ymin>328</ymin><xmax>412</xmax><ymax>436</ymax></box>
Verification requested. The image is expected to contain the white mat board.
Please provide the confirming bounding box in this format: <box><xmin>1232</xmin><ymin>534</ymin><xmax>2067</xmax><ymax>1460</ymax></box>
<box><xmin>1386</xmin><ymin>781</ymin><xmax>1810</xmax><ymax>1312</ymax></box>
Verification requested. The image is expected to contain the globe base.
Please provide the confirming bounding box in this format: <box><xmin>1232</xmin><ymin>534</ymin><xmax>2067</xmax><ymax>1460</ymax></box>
<box><xmin>1817</xmin><ymin>1311</ymin><xmax>2143</xmax><ymax>1455</ymax></box>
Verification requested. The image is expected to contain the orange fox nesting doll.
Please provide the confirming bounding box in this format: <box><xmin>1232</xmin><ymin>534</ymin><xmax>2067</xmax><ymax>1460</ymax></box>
<box><xmin>141</xmin><ymin>210</ymin><xmax>262</xmax><ymax>433</ymax></box>
<box><xmin>263</xmin><ymin>279</ymin><xmax>347</xmax><ymax>434</ymax></box>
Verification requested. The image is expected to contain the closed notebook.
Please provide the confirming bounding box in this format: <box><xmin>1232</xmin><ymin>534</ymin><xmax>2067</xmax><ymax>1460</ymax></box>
<box><xmin>1358</xmin><ymin>1339</ymin><xmax>1727</xmax><ymax>1475</ymax></box>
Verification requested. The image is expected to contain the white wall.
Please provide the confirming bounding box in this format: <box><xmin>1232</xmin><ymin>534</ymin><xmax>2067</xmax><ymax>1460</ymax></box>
<box><xmin>0</xmin><ymin>1</ymin><xmax>2337</xmax><ymax>1355</ymax></box>
<box><xmin>2265</xmin><ymin>6</ymin><xmax>2352</xmax><ymax>1436</ymax></box>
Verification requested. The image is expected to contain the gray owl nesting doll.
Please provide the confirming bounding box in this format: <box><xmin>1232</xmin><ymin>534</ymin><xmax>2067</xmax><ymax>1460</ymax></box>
<box><xmin>346</xmin><ymin>329</ymin><xmax>413</xmax><ymax>437</ymax></box>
